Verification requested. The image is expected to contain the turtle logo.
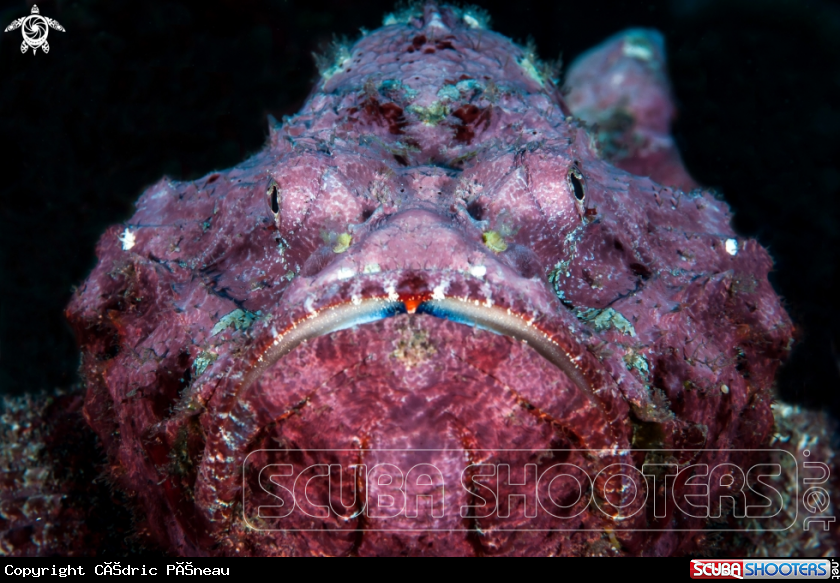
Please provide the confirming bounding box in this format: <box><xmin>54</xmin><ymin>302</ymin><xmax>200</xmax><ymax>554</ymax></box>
<box><xmin>4</xmin><ymin>5</ymin><xmax>65</xmax><ymax>55</ymax></box>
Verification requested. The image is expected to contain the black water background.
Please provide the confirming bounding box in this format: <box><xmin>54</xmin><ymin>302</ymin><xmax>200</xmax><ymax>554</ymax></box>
<box><xmin>1</xmin><ymin>0</ymin><xmax>838</xmax><ymax>422</ymax></box>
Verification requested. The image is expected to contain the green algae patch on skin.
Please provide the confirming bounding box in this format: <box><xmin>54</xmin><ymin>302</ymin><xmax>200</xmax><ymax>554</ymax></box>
<box><xmin>332</xmin><ymin>232</ymin><xmax>352</xmax><ymax>253</ymax></box>
<box><xmin>193</xmin><ymin>351</ymin><xmax>218</xmax><ymax>376</ymax></box>
<box><xmin>576</xmin><ymin>307</ymin><xmax>637</xmax><ymax>337</ymax></box>
<box><xmin>210</xmin><ymin>309</ymin><xmax>259</xmax><ymax>337</ymax></box>
<box><xmin>482</xmin><ymin>230</ymin><xmax>508</xmax><ymax>253</ymax></box>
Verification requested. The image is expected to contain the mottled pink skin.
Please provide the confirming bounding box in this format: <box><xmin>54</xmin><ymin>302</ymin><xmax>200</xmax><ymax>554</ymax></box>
<box><xmin>67</xmin><ymin>4</ymin><xmax>792</xmax><ymax>556</ymax></box>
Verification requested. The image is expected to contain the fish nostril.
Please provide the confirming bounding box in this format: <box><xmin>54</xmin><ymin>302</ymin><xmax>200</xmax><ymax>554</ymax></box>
<box><xmin>629</xmin><ymin>262</ymin><xmax>652</xmax><ymax>280</ymax></box>
<box><xmin>466</xmin><ymin>199</ymin><xmax>484</xmax><ymax>221</ymax></box>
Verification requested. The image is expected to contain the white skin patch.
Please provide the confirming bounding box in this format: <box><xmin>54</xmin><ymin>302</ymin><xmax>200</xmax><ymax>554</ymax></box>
<box><xmin>118</xmin><ymin>228</ymin><xmax>136</xmax><ymax>251</ymax></box>
<box><xmin>432</xmin><ymin>279</ymin><xmax>450</xmax><ymax>301</ymax></box>
<box><xmin>469</xmin><ymin>265</ymin><xmax>487</xmax><ymax>278</ymax></box>
<box><xmin>304</xmin><ymin>296</ymin><xmax>316</xmax><ymax>314</ymax></box>
<box><xmin>334</xmin><ymin>266</ymin><xmax>355</xmax><ymax>280</ymax></box>
<box><xmin>463</xmin><ymin>14</ymin><xmax>481</xmax><ymax>28</ymax></box>
<box><xmin>384</xmin><ymin>282</ymin><xmax>399</xmax><ymax>302</ymax></box>
<box><xmin>622</xmin><ymin>39</ymin><xmax>654</xmax><ymax>61</ymax></box>
<box><xmin>725</xmin><ymin>238</ymin><xmax>739</xmax><ymax>256</ymax></box>
<box><xmin>426</xmin><ymin>11</ymin><xmax>448</xmax><ymax>31</ymax></box>
<box><xmin>480</xmin><ymin>282</ymin><xmax>494</xmax><ymax>307</ymax></box>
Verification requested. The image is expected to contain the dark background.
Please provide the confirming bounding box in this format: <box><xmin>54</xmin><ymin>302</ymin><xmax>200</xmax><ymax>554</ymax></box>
<box><xmin>1</xmin><ymin>0</ymin><xmax>839</xmax><ymax>421</ymax></box>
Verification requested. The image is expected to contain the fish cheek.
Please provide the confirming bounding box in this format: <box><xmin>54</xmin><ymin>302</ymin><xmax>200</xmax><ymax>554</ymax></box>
<box><xmin>556</xmin><ymin>221</ymin><xmax>641</xmax><ymax>308</ymax></box>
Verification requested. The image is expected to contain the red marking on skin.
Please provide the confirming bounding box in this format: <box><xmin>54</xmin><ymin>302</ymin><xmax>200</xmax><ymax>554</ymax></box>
<box><xmin>363</xmin><ymin>98</ymin><xmax>407</xmax><ymax>135</ymax></box>
<box><xmin>453</xmin><ymin>104</ymin><xmax>483</xmax><ymax>125</ymax></box>
<box><xmin>400</xmin><ymin>294</ymin><xmax>431</xmax><ymax>314</ymax></box>
<box><xmin>396</xmin><ymin>276</ymin><xmax>433</xmax><ymax>312</ymax></box>
<box><xmin>452</xmin><ymin>104</ymin><xmax>491</xmax><ymax>144</ymax></box>
<box><xmin>396</xmin><ymin>273</ymin><xmax>431</xmax><ymax>312</ymax></box>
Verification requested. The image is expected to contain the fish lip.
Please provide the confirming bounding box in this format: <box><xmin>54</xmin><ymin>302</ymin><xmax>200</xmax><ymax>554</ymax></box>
<box><xmin>205</xmin><ymin>267</ymin><xmax>630</xmax><ymax>451</ymax></box>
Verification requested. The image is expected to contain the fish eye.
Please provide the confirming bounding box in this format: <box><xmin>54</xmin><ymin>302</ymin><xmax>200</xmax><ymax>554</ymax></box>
<box><xmin>568</xmin><ymin>167</ymin><xmax>585</xmax><ymax>202</ymax></box>
<box><xmin>267</xmin><ymin>180</ymin><xmax>280</xmax><ymax>215</ymax></box>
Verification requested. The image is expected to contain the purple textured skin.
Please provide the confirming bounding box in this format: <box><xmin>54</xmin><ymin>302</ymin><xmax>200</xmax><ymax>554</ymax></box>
<box><xmin>66</xmin><ymin>4</ymin><xmax>792</xmax><ymax>556</ymax></box>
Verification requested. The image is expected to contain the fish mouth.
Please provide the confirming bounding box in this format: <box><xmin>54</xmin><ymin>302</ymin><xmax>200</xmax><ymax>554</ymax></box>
<box><xmin>243</xmin><ymin>296</ymin><xmax>592</xmax><ymax>406</ymax></box>
<box><xmin>220</xmin><ymin>267</ymin><xmax>630</xmax><ymax>454</ymax></box>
